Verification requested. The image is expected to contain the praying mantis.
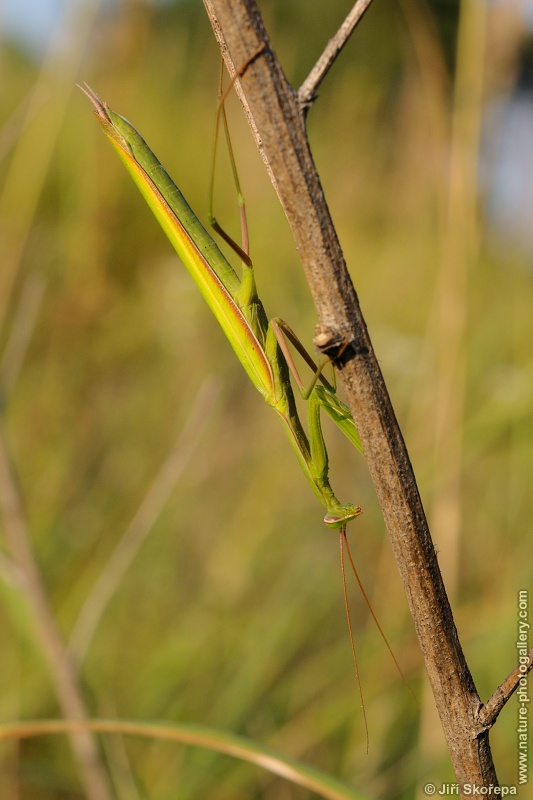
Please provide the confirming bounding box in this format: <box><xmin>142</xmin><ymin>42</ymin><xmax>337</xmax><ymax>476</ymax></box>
<box><xmin>81</xmin><ymin>82</ymin><xmax>363</xmax><ymax>532</ymax></box>
<box><xmin>80</xmin><ymin>70</ymin><xmax>413</xmax><ymax>744</ymax></box>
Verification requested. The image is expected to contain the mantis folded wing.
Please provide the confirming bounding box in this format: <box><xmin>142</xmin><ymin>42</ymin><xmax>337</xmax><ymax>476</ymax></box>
<box><xmin>81</xmin><ymin>84</ymin><xmax>363</xmax><ymax>530</ymax></box>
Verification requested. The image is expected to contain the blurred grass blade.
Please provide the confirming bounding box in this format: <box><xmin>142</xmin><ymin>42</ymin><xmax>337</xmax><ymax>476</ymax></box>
<box><xmin>0</xmin><ymin>718</ymin><xmax>372</xmax><ymax>800</ymax></box>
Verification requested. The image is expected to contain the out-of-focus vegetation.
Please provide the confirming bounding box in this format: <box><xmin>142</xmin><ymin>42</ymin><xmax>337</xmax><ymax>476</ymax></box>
<box><xmin>0</xmin><ymin>0</ymin><xmax>531</xmax><ymax>797</ymax></box>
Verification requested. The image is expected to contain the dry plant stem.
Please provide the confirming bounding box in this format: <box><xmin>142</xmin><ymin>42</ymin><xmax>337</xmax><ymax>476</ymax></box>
<box><xmin>0</xmin><ymin>423</ymin><xmax>113</xmax><ymax>800</ymax></box>
<box><xmin>203</xmin><ymin>0</ymin><xmax>500</xmax><ymax>792</ymax></box>
<box><xmin>298</xmin><ymin>0</ymin><xmax>377</xmax><ymax>110</ymax></box>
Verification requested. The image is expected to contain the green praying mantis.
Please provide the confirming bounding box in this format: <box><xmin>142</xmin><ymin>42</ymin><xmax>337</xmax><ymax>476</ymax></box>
<box><xmin>80</xmin><ymin>67</ymin><xmax>413</xmax><ymax>744</ymax></box>
<box><xmin>81</xmin><ymin>82</ymin><xmax>363</xmax><ymax>532</ymax></box>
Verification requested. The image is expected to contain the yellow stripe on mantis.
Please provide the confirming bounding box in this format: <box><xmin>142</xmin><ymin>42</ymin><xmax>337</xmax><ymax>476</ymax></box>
<box><xmin>81</xmin><ymin>84</ymin><xmax>274</xmax><ymax>400</ymax></box>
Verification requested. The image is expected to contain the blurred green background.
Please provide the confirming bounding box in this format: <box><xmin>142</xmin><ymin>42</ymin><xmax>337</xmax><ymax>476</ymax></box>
<box><xmin>0</xmin><ymin>0</ymin><xmax>531</xmax><ymax>797</ymax></box>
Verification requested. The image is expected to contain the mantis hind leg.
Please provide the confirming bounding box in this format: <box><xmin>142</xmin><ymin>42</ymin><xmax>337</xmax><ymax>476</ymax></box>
<box><xmin>208</xmin><ymin>47</ymin><xmax>265</xmax><ymax>267</ymax></box>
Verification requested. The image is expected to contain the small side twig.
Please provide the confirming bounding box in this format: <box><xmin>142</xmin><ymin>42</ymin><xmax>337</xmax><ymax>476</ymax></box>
<box><xmin>476</xmin><ymin>648</ymin><xmax>533</xmax><ymax>732</ymax></box>
<box><xmin>298</xmin><ymin>0</ymin><xmax>376</xmax><ymax>111</ymax></box>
